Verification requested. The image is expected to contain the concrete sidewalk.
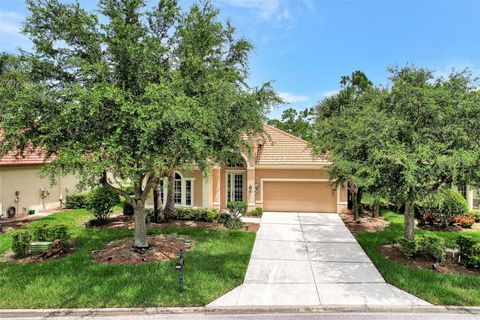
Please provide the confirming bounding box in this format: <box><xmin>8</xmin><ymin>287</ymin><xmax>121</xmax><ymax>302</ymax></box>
<box><xmin>209</xmin><ymin>212</ymin><xmax>429</xmax><ymax>307</ymax></box>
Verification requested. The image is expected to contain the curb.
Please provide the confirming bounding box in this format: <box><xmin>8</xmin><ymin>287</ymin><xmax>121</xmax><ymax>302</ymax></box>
<box><xmin>1</xmin><ymin>305</ymin><xmax>480</xmax><ymax>318</ymax></box>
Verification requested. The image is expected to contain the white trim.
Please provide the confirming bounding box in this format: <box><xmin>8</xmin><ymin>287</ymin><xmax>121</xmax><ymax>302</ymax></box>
<box><xmin>259</xmin><ymin>178</ymin><xmax>330</xmax><ymax>204</ymax></box>
<box><xmin>338</xmin><ymin>202</ymin><xmax>348</xmax><ymax>205</ymax></box>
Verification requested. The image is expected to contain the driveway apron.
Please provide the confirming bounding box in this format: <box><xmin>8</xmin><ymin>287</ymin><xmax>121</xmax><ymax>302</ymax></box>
<box><xmin>209</xmin><ymin>212</ymin><xmax>429</xmax><ymax>307</ymax></box>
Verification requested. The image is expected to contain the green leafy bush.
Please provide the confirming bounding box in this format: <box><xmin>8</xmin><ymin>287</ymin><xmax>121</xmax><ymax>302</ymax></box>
<box><xmin>467</xmin><ymin>210</ymin><xmax>480</xmax><ymax>223</ymax></box>
<box><xmin>168</xmin><ymin>208</ymin><xmax>219</xmax><ymax>222</ymax></box>
<box><xmin>123</xmin><ymin>202</ymin><xmax>134</xmax><ymax>216</ymax></box>
<box><xmin>456</xmin><ymin>235</ymin><xmax>480</xmax><ymax>270</ymax></box>
<box><xmin>145</xmin><ymin>208</ymin><xmax>155</xmax><ymax>223</ymax></box>
<box><xmin>65</xmin><ymin>193</ymin><xmax>88</xmax><ymax>209</ymax></box>
<box><xmin>417</xmin><ymin>234</ymin><xmax>446</xmax><ymax>262</ymax></box>
<box><xmin>86</xmin><ymin>186</ymin><xmax>120</xmax><ymax>221</ymax></box>
<box><xmin>11</xmin><ymin>230</ymin><xmax>32</xmax><ymax>257</ymax></box>
<box><xmin>227</xmin><ymin>201</ymin><xmax>247</xmax><ymax>218</ymax></box>
<box><xmin>33</xmin><ymin>224</ymin><xmax>70</xmax><ymax>242</ymax></box>
<box><xmin>247</xmin><ymin>208</ymin><xmax>263</xmax><ymax>217</ymax></box>
<box><xmin>218</xmin><ymin>212</ymin><xmax>232</xmax><ymax>224</ymax></box>
<box><xmin>397</xmin><ymin>238</ymin><xmax>418</xmax><ymax>259</ymax></box>
<box><xmin>420</xmin><ymin>189</ymin><xmax>468</xmax><ymax>227</ymax></box>
<box><xmin>225</xmin><ymin>217</ymin><xmax>243</xmax><ymax>230</ymax></box>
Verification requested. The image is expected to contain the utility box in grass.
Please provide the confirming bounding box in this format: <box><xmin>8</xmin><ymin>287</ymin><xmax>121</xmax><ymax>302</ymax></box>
<box><xmin>30</xmin><ymin>242</ymin><xmax>51</xmax><ymax>254</ymax></box>
<box><xmin>28</xmin><ymin>209</ymin><xmax>35</xmax><ymax>215</ymax></box>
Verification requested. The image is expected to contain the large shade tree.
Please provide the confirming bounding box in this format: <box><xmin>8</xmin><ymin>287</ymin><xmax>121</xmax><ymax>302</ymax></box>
<box><xmin>0</xmin><ymin>0</ymin><xmax>279</xmax><ymax>247</ymax></box>
<box><xmin>314</xmin><ymin>67</ymin><xmax>480</xmax><ymax>240</ymax></box>
<box><xmin>372</xmin><ymin>67</ymin><xmax>480</xmax><ymax>240</ymax></box>
<box><xmin>313</xmin><ymin>71</ymin><xmax>380</xmax><ymax>222</ymax></box>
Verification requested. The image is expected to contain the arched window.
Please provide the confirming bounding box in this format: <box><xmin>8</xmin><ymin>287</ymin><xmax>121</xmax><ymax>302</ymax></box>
<box><xmin>158</xmin><ymin>172</ymin><xmax>194</xmax><ymax>207</ymax></box>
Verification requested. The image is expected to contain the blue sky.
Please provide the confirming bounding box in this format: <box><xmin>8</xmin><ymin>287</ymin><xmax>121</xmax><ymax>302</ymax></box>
<box><xmin>1</xmin><ymin>0</ymin><xmax>479</xmax><ymax>118</ymax></box>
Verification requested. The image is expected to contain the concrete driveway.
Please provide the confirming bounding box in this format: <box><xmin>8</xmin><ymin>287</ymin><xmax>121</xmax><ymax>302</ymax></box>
<box><xmin>209</xmin><ymin>212</ymin><xmax>429</xmax><ymax>307</ymax></box>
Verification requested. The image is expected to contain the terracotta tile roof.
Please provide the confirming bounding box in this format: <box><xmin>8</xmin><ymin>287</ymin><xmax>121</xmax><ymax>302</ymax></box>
<box><xmin>0</xmin><ymin>147</ymin><xmax>51</xmax><ymax>166</ymax></box>
<box><xmin>256</xmin><ymin>124</ymin><xmax>330</xmax><ymax>165</ymax></box>
<box><xmin>0</xmin><ymin>130</ymin><xmax>50</xmax><ymax>166</ymax></box>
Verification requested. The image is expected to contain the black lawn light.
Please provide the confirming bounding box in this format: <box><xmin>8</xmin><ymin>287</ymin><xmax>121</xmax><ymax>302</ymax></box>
<box><xmin>176</xmin><ymin>249</ymin><xmax>185</xmax><ymax>292</ymax></box>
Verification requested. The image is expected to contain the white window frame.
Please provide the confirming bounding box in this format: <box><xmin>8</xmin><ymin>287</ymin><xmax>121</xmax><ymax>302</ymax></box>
<box><xmin>226</xmin><ymin>170</ymin><xmax>245</xmax><ymax>203</ymax></box>
<box><xmin>159</xmin><ymin>172</ymin><xmax>194</xmax><ymax>208</ymax></box>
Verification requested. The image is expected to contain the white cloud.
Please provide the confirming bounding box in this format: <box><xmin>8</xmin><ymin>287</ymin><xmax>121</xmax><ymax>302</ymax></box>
<box><xmin>321</xmin><ymin>90</ymin><xmax>339</xmax><ymax>98</ymax></box>
<box><xmin>219</xmin><ymin>0</ymin><xmax>289</xmax><ymax>21</ymax></box>
<box><xmin>0</xmin><ymin>10</ymin><xmax>23</xmax><ymax>34</ymax></box>
<box><xmin>278</xmin><ymin>92</ymin><xmax>309</xmax><ymax>103</ymax></box>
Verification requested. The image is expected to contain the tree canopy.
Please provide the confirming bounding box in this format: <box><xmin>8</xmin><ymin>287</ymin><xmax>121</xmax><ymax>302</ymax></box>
<box><xmin>267</xmin><ymin>107</ymin><xmax>315</xmax><ymax>142</ymax></box>
<box><xmin>0</xmin><ymin>0</ymin><xmax>280</xmax><ymax>247</ymax></box>
<box><xmin>314</xmin><ymin>67</ymin><xmax>480</xmax><ymax>239</ymax></box>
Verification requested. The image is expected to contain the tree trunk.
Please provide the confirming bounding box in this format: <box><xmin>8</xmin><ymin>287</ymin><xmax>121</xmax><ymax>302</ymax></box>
<box><xmin>164</xmin><ymin>171</ymin><xmax>175</xmax><ymax>218</ymax></box>
<box><xmin>153</xmin><ymin>186</ymin><xmax>166</xmax><ymax>223</ymax></box>
<box><xmin>372</xmin><ymin>200</ymin><xmax>380</xmax><ymax>218</ymax></box>
<box><xmin>404</xmin><ymin>200</ymin><xmax>415</xmax><ymax>241</ymax></box>
<box><xmin>351</xmin><ymin>187</ymin><xmax>360</xmax><ymax>223</ymax></box>
<box><xmin>133</xmin><ymin>200</ymin><xmax>149</xmax><ymax>248</ymax></box>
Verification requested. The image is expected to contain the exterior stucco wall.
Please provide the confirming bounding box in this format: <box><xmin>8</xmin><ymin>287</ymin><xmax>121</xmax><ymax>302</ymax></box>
<box><xmin>0</xmin><ymin>165</ymin><xmax>81</xmax><ymax>215</ymax></box>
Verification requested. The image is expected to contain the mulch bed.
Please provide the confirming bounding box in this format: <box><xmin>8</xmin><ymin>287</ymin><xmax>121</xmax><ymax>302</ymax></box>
<box><xmin>340</xmin><ymin>211</ymin><xmax>389</xmax><ymax>234</ymax></box>
<box><xmin>379</xmin><ymin>243</ymin><xmax>480</xmax><ymax>276</ymax></box>
<box><xmin>92</xmin><ymin>235</ymin><xmax>192</xmax><ymax>265</ymax></box>
<box><xmin>94</xmin><ymin>215</ymin><xmax>260</xmax><ymax>232</ymax></box>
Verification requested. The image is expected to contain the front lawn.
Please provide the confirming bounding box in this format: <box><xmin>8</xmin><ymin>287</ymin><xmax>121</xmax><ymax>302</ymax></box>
<box><xmin>0</xmin><ymin>209</ymin><xmax>255</xmax><ymax>308</ymax></box>
<box><xmin>356</xmin><ymin>210</ymin><xmax>480</xmax><ymax>306</ymax></box>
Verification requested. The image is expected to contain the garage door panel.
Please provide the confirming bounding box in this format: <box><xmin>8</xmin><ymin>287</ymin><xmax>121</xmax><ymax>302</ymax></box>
<box><xmin>263</xmin><ymin>181</ymin><xmax>336</xmax><ymax>213</ymax></box>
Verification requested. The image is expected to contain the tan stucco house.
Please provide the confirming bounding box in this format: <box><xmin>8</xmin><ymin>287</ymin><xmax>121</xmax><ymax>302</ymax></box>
<box><xmin>1</xmin><ymin>124</ymin><xmax>478</xmax><ymax>217</ymax></box>
<box><xmin>147</xmin><ymin>124</ymin><xmax>349</xmax><ymax>213</ymax></box>
<box><xmin>0</xmin><ymin>149</ymin><xmax>80</xmax><ymax>217</ymax></box>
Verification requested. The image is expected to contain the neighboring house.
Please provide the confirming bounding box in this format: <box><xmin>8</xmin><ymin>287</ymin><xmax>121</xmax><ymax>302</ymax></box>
<box><xmin>147</xmin><ymin>124</ymin><xmax>349</xmax><ymax>213</ymax></box>
<box><xmin>0</xmin><ymin>149</ymin><xmax>80</xmax><ymax>217</ymax></box>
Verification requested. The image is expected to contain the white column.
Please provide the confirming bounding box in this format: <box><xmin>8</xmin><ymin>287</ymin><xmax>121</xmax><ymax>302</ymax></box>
<box><xmin>467</xmin><ymin>184</ymin><xmax>474</xmax><ymax>211</ymax></box>
<box><xmin>246</xmin><ymin>167</ymin><xmax>256</xmax><ymax>211</ymax></box>
<box><xmin>202</xmin><ymin>170</ymin><xmax>211</xmax><ymax>208</ymax></box>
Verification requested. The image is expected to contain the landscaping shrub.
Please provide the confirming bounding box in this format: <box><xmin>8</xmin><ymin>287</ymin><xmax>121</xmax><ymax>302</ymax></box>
<box><xmin>450</xmin><ymin>215</ymin><xmax>475</xmax><ymax>228</ymax></box>
<box><xmin>225</xmin><ymin>217</ymin><xmax>243</xmax><ymax>230</ymax></box>
<box><xmin>168</xmin><ymin>208</ymin><xmax>219</xmax><ymax>222</ymax></box>
<box><xmin>86</xmin><ymin>186</ymin><xmax>120</xmax><ymax>222</ymax></box>
<box><xmin>123</xmin><ymin>202</ymin><xmax>134</xmax><ymax>216</ymax></box>
<box><xmin>145</xmin><ymin>208</ymin><xmax>155</xmax><ymax>223</ymax></box>
<box><xmin>247</xmin><ymin>208</ymin><xmax>263</xmax><ymax>217</ymax></box>
<box><xmin>467</xmin><ymin>210</ymin><xmax>480</xmax><ymax>223</ymax></box>
<box><xmin>218</xmin><ymin>212</ymin><xmax>232</xmax><ymax>224</ymax></box>
<box><xmin>65</xmin><ymin>193</ymin><xmax>88</xmax><ymax>209</ymax></box>
<box><xmin>227</xmin><ymin>201</ymin><xmax>247</xmax><ymax>218</ymax></box>
<box><xmin>33</xmin><ymin>224</ymin><xmax>70</xmax><ymax>242</ymax></box>
<box><xmin>419</xmin><ymin>189</ymin><xmax>468</xmax><ymax>227</ymax></box>
<box><xmin>456</xmin><ymin>235</ymin><xmax>480</xmax><ymax>270</ymax></box>
<box><xmin>397</xmin><ymin>238</ymin><xmax>418</xmax><ymax>259</ymax></box>
<box><xmin>11</xmin><ymin>229</ymin><xmax>32</xmax><ymax>257</ymax></box>
<box><xmin>417</xmin><ymin>234</ymin><xmax>446</xmax><ymax>262</ymax></box>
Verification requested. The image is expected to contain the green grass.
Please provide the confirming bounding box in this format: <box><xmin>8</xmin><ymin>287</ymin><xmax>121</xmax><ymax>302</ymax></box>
<box><xmin>0</xmin><ymin>209</ymin><xmax>255</xmax><ymax>308</ymax></box>
<box><xmin>356</xmin><ymin>210</ymin><xmax>480</xmax><ymax>306</ymax></box>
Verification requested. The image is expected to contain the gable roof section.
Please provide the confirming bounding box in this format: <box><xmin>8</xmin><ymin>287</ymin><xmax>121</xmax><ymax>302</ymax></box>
<box><xmin>256</xmin><ymin>124</ymin><xmax>330</xmax><ymax>166</ymax></box>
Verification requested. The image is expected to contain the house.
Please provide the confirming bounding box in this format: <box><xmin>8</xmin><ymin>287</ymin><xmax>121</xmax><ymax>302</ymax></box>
<box><xmin>147</xmin><ymin>124</ymin><xmax>350</xmax><ymax>213</ymax></box>
<box><xmin>0</xmin><ymin>148</ymin><xmax>80</xmax><ymax>217</ymax></box>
